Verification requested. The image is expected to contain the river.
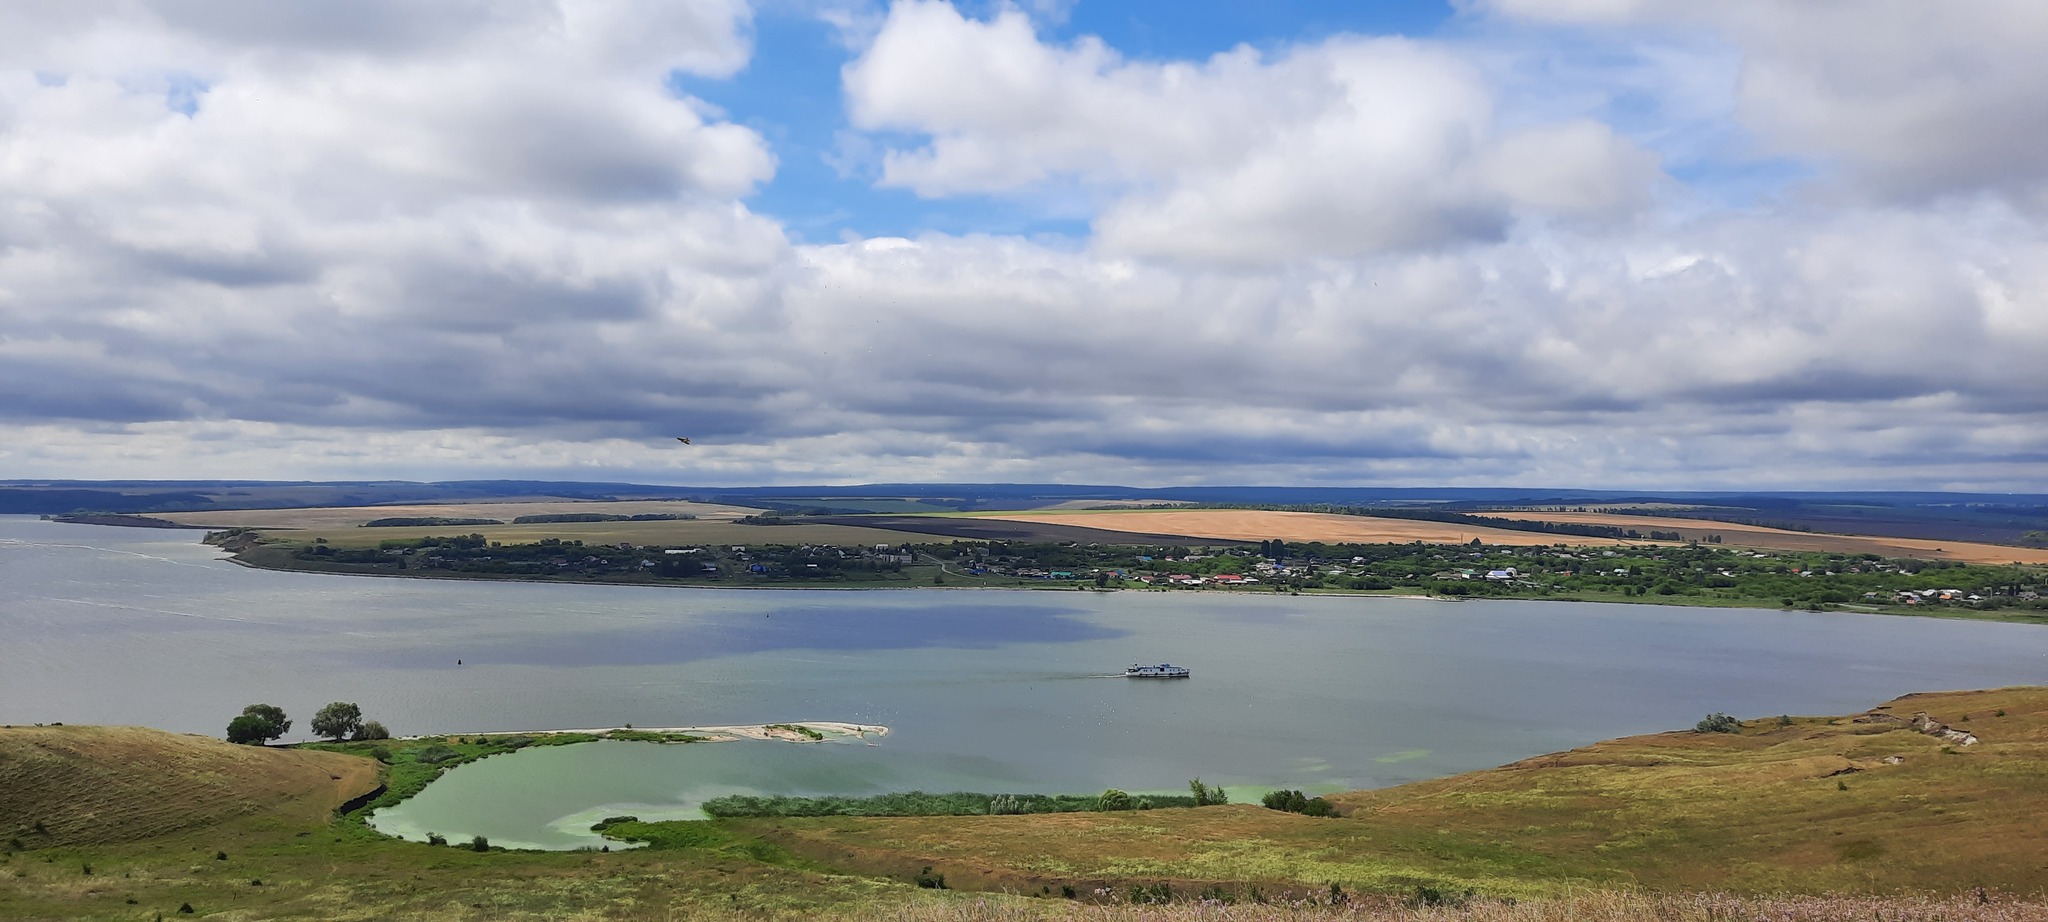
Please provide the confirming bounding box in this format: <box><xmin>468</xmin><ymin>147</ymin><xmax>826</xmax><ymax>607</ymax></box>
<box><xmin>3</xmin><ymin>515</ymin><xmax>2042</xmax><ymax>848</ymax></box>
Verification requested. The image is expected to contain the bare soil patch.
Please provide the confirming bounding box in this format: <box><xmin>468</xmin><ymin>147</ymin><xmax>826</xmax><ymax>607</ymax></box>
<box><xmin>1475</xmin><ymin>511</ymin><xmax>2048</xmax><ymax>564</ymax></box>
<box><xmin>971</xmin><ymin>509</ymin><xmax>1649</xmax><ymax>547</ymax></box>
<box><xmin>0</xmin><ymin>725</ymin><xmax>379</xmax><ymax>846</ymax></box>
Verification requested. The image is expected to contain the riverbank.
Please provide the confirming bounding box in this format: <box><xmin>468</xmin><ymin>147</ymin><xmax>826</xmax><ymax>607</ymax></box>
<box><xmin>210</xmin><ymin>536</ymin><xmax>2048</xmax><ymax>626</ymax></box>
<box><xmin>446</xmin><ymin>721</ymin><xmax>887</xmax><ymax>744</ymax></box>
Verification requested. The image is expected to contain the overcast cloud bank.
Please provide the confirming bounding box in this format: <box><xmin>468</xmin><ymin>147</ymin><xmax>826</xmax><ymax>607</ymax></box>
<box><xmin>1</xmin><ymin>0</ymin><xmax>2044</xmax><ymax>490</ymax></box>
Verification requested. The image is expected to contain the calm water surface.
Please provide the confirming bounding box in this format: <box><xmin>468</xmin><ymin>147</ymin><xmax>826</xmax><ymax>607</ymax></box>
<box><xmin>4</xmin><ymin>516</ymin><xmax>2043</xmax><ymax>848</ymax></box>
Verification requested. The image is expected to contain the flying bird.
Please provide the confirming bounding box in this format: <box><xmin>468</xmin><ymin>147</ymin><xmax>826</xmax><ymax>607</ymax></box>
<box><xmin>675</xmin><ymin>437</ymin><xmax>691</xmax><ymax>444</ymax></box>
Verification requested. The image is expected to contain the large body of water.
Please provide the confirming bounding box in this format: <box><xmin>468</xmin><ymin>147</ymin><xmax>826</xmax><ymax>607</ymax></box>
<box><xmin>4</xmin><ymin>515</ymin><xmax>2043</xmax><ymax>848</ymax></box>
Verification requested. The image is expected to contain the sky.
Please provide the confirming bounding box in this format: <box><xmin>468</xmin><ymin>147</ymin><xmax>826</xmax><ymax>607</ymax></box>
<box><xmin>2</xmin><ymin>0</ymin><xmax>2046</xmax><ymax>490</ymax></box>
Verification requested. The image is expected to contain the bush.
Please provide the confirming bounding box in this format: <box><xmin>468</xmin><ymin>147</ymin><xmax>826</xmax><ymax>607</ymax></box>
<box><xmin>1261</xmin><ymin>789</ymin><xmax>1336</xmax><ymax>817</ymax></box>
<box><xmin>1695</xmin><ymin>712</ymin><xmax>1741</xmax><ymax>733</ymax></box>
<box><xmin>425</xmin><ymin>832</ymin><xmax>447</xmax><ymax>846</ymax></box>
<box><xmin>1262</xmin><ymin>789</ymin><xmax>1309</xmax><ymax>812</ymax></box>
<box><xmin>368</xmin><ymin>747</ymin><xmax>392</xmax><ymax>764</ymax></box>
<box><xmin>353</xmin><ymin>720</ymin><xmax>391</xmax><ymax>741</ymax></box>
<box><xmin>1097</xmin><ymin>789</ymin><xmax>1132</xmax><ymax>811</ymax></box>
<box><xmin>469</xmin><ymin>835</ymin><xmax>490</xmax><ymax>852</ymax></box>
<box><xmin>1409</xmin><ymin>885</ymin><xmax>1474</xmax><ymax>908</ymax></box>
<box><xmin>415</xmin><ymin>745</ymin><xmax>462</xmax><ymax>764</ymax></box>
<box><xmin>914</xmin><ymin>865</ymin><xmax>946</xmax><ymax>889</ymax></box>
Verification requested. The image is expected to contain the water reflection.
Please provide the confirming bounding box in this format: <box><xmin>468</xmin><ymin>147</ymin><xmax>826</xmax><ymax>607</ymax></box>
<box><xmin>360</xmin><ymin>602</ymin><xmax>1124</xmax><ymax>668</ymax></box>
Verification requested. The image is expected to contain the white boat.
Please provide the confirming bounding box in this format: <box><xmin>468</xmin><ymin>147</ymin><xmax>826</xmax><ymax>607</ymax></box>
<box><xmin>1125</xmin><ymin>663</ymin><xmax>1190</xmax><ymax>679</ymax></box>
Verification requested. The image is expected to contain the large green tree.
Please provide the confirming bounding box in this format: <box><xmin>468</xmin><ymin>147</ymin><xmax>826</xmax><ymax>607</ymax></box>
<box><xmin>226</xmin><ymin>703</ymin><xmax>290</xmax><ymax>745</ymax></box>
<box><xmin>310</xmin><ymin>701</ymin><xmax>363</xmax><ymax>742</ymax></box>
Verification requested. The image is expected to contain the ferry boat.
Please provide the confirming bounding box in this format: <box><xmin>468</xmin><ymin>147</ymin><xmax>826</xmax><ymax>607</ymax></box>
<box><xmin>1125</xmin><ymin>663</ymin><xmax>1190</xmax><ymax>679</ymax></box>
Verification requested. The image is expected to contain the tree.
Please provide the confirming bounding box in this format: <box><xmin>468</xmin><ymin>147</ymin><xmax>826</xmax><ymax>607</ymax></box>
<box><xmin>225</xmin><ymin>715</ymin><xmax>272</xmax><ymax>745</ymax></box>
<box><xmin>311</xmin><ymin>702</ymin><xmax>363</xmax><ymax>742</ymax></box>
<box><xmin>1097</xmin><ymin>789</ymin><xmax>1132</xmax><ymax>811</ymax></box>
<box><xmin>354</xmin><ymin>720</ymin><xmax>391</xmax><ymax>741</ymax></box>
<box><xmin>227</xmin><ymin>704</ymin><xmax>289</xmax><ymax>745</ymax></box>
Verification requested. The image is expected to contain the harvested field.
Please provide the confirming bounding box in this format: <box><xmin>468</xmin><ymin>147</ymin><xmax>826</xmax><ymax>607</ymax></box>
<box><xmin>161</xmin><ymin>499</ymin><xmax>760</xmax><ymax>530</ymax></box>
<box><xmin>967</xmin><ymin>510</ymin><xmax>1649</xmax><ymax>548</ymax></box>
<box><xmin>263</xmin><ymin>518</ymin><xmax>940</xmax><ymax>550</ymax></box>
<box><xmin>0</xmin><ymin>725</ymin><xmax>378</xmax><ymax>847</ymax></box>
<box><xmin>809</xmin><ymin>515</ymin><xmax>1240</xmax><ymax>546</ymax></box>
<box><xmin>1474</xmin><ymin>511</ymin><xmax>2048</xmax><ymax>565</ymax></box>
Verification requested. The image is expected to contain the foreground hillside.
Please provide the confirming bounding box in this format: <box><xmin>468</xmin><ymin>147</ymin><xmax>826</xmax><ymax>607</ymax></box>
<box><xmin>0</xmin><ymin>725</ymin><xmax>378</xmax><ymax>847</ymax></box>
<box><xmin>4</xmin><ymin>692</ymin><xmax>2047</xmax><ymax>920</ymax></box>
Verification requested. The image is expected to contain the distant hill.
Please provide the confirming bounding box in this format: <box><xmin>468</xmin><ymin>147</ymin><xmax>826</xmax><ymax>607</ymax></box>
<box><xmin>9</xmin><ymin>479</ymin><xmax>2048</xmax><ymax>545</ymax></box>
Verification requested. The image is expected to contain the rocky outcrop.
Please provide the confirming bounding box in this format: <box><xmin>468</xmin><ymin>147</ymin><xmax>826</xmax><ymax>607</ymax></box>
<box><xmin>1854</xmin><ymin>710</ymin><xmax>1978</xmax><ymax>746</ymax></box>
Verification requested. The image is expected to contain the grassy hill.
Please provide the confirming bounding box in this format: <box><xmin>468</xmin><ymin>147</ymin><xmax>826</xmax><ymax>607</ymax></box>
<box><xmin>0</xmin><ymin>725</ymin><xmax>379</xmax><ymax>848</ymax></box>
<box><xmin>4</xmin><ymin>692</ymin><xmax>2047</xmax><ymax>920</ymax></box>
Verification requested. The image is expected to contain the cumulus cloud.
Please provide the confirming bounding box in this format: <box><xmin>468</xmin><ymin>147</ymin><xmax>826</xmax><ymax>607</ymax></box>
<box><xmin>1470</xmin><ymin>0</ymin><xmax>2048</xmax><ymax>204</ymax></box>
<box><xmin>844</xmin><ymin>1</ymin><xmax>1666</xmax><ymax>262</ymax></box>
<box><xmin>0</xmin><ymin>1</ymin><xmax>2044</xmax><ymax>490</ymax></box>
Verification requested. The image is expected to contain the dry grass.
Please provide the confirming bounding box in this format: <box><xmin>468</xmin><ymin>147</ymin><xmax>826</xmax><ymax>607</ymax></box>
<box><xmin>0</xmin><ymin>725</ymin><xmax>378</xmax><ymax>847</ymax></box>
<box><xmin>1467</xmin><ymin>511</ymin><xmax>2048</xmax><ymax>565</ymax></box>
<box><xmin>833</xmin><ymin>892</ymin><xmax>2048</xmax><ymax>922</ymax></box>
<box><xmin>160</xmin><ymin>500</ymin><xmax>761</xmax><ymax>530</ymax></box>
<box><xmin>967</xmin><ymin>510</ymin><xmax>1649</xmax><ymax>549</ymax></box>
<box><xmin>752</xmin><ymin>687</ymin><xmax>2048</xmax><ymax>899</ymax></box>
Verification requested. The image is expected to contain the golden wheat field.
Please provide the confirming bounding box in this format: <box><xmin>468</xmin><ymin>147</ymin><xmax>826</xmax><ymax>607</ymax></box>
<box><xmin>967</xmin><ymin>510</ymin><xmax>1650</xmax><ymax>548</ymax></box>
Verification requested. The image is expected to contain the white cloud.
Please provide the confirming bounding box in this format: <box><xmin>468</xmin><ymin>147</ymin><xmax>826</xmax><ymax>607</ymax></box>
<box><xmin>1470</xmin><ymin>0</ymin><xmax>2048</xmax><ymax>204</ymax></box>
<box><xmin>0</xmin><ymin>1</ymin><xmax>2045</xmax><ymax>490</ymax></box>
<box><xmin>844</xmin><ymin>0</ymin><xmax>1666</xmax><ymax>262</ymax></box>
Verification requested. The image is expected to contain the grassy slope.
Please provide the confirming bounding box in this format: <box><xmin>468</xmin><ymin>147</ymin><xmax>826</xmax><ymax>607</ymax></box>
<box><xmin>739</xmin><ymin>687</ymin><xmax>2048</xmax><ymax>900</ymax></box>
<box><xmin>0</xmin><ymin>726</ymin><xmax>378</xmax><ymax>847</ymax></box>
<box><xmin>0</xmin><ymin>728</ymin><xmax>913</xmax><ymax>921</ymax></box>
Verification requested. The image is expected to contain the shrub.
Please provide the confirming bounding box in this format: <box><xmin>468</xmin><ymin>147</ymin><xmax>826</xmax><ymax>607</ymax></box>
<box><xmin>914</xmin><ymin>866</ymin><xmax>946</xmax><ymax>889</ymax></box>
<box><xmin>368</xmin><ymin>747</ymin><xmax>392</xmax><ymax>764</ymax></box>
<box><xmin>469</xmin><ymin>835</ymin><xmax>490</xmax><ymax>852</ymax></box>
<box><xmin>1262</xmin><ymin>789</ymin><xmax>1309</xmax><ymax>812</ymax></box>
<box><xmin>1300</xmin><ymin>797</ymin><xmax>1337</xmax><ymax>817</ymax></box>
<box><xmin>1695</xmin><ymin>712</ymin><xmax>1741</xmax><ymax>733</ymax></box>
<box><xmin>415</xmin><ymin>745</ymin><xmax>462</xmax><ymax>764</ymax></box>
<box><xmin>1409</xmin><ymin>885</ymin><xmax>1474</xmax><ymax>908</ymax></box>
<box><xmin>353</xmin><ymin>720</ymin><xmax>391</xmax><ymax>741</ymax></box>
<box><xmin>425</xmin><ymin>833</ymin><xmax>447</xmax><ymax>846</ymax></box>
<box><xmin>1097</xmin><ymin>789</ymin><xmax>1133</xmax><ymax>811</ymax></box>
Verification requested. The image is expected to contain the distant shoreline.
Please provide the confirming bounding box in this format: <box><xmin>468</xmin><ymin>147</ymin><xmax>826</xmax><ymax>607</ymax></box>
<box><xmin>437</xmin><ymin>722</ymin><xmax>887</xmax><ymax>744</ymax></box>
